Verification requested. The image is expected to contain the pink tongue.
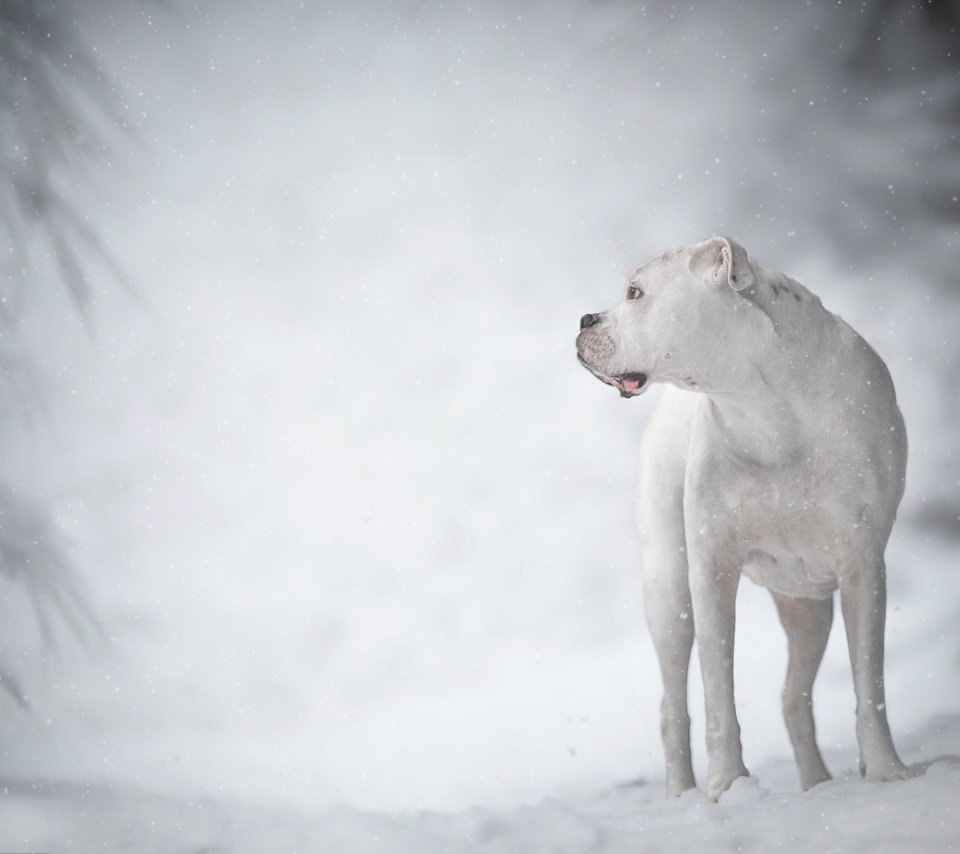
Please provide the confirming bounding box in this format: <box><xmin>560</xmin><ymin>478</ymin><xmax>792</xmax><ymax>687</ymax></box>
<box><xmin>621</xmin><ymin>378</ymin><xmax>641</xmax><ymax>391</ymax></box>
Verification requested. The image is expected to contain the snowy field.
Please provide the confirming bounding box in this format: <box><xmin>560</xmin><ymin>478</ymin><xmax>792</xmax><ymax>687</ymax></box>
<box><xmin>0</xmin><ymin>0</ymin><xmax>958</xmax><ymax>851</ymax></box>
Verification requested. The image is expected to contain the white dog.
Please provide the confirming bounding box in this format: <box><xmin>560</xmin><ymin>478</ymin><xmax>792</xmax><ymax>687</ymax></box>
<box><xmin>576</xmin><ymin>236</ymin><xmax>911</xmax><ymax>801</ymax></box>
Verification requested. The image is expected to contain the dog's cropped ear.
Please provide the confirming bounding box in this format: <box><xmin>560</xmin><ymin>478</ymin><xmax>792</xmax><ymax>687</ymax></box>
<box><xmin>688</xmin><ymin>236</ymin><xmax>755</xmax><ymax>292</ymax></box>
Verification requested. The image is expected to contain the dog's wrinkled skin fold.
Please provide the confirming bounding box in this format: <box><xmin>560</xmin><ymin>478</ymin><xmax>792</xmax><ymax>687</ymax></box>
<box><xmin>577</xmin><ymin>236</ymin><xmax>910</xmax><ymax>801</ymax></box>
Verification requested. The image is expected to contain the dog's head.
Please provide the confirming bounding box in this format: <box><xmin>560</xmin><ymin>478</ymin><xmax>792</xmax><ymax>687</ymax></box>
<box><xmin>576</xmin><ymin>236</ymin><xmax>757</xmax><ymax>397</ymax></box>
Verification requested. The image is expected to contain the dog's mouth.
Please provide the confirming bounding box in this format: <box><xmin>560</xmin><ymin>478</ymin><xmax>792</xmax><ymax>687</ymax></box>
<box><xmin>614</xmin><ymin>372</ymin><xmax>648</xmax><ymax>397</ymax></box>
<box><xmin>577</xmin><ymin>353</ymin><xmax>648</xmax><ymax>398</ymax></box>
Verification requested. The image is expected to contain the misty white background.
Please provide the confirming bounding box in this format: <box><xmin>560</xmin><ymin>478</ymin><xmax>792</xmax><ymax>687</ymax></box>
<box><xmin>0</xmin><ymin>0</ymin><xmax>957</xmax><ymax>820</ymax></box>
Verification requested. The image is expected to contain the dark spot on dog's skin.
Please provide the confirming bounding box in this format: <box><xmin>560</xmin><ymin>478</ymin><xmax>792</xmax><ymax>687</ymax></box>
<box><xmin>683</xmin><ymin>376</ymin><xmax>697</xmax><ymax>388</ymax></box>
<box><xmin>794</xmin><ymin>293</ymin><xmax>802</xmax><ymax>302</ymax></box>
<box><xmin>771</xmin><ymin>283</ymin><xmax>781</xmax><ymax>297</ymax></box>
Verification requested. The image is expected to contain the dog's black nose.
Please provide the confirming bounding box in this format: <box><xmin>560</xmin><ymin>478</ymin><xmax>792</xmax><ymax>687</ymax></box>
<box><xmin>580</xmin><ymin>313</ymin><xmax>601</xmax><ymax>330</ymax></box>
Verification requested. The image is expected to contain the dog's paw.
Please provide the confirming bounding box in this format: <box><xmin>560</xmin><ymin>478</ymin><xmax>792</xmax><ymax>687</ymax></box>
<box><xmin>799</xmin><ymin>769</ymin><xmax>832</xmax><ymax>791</ymax></box>
<box><xmin>665</xmin><ymin>779</ymin><xmax>697</xmax><ymax>799</ymax></box>
<box><xmin>706</xmin><ymin>764</ymin><xmax>750</xmax><ymax>802</ymax></box>
<box><xmin>799</xmin><ymin>761</ymin><xmax>832</xmax><ymax>791</ymax></box>
<box><xmin>863</xmin><ymin>757</ymin><xmax>912</xmax><ymax>782</ymax></box>
<box><xmin>665</xmin><ymin>766</ymin><xmax>697</xmax><ymax>798</ymax></box>
<box><xmin>717</xmin><ymin>775</ymin><xmax>769</xmax><ymax>805</ymax></box>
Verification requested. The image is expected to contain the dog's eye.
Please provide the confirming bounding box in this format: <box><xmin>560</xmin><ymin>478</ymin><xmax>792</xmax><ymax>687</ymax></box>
<box><xmin>627</xmin><ymin>285</ymin><xmax>644</xmax><ymax>301</ymax></box>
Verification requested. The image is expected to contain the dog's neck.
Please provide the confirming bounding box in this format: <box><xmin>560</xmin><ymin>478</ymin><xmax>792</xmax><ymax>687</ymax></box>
<box><xmin>657</xmin><ymin>267</ymin><xmax>838</xmax><ymax>465</ymax></box>
<box><xmin>693</xmin><ymin>291</ymin><xmax>834</xmax><ymax>467</ymax></box>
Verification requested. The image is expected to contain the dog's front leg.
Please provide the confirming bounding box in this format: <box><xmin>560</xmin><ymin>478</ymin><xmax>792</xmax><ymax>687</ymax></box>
<box><xmin>839</xmin><ymin>553</ymin><xmax>911</xmax><ymax>782</ymax></box>
<box><xmin>688</xmin><ymin>549</ymin><xmax>749</xmax><ymax>801</ymax></box>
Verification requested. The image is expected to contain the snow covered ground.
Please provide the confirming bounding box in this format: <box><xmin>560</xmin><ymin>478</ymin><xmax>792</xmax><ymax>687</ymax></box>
<box><xmin>1</xmin><ymin>739</ymin><xmax>959</xmax><ymax>853</ymax></box>
<box><xmin>0</xmin><ymin>0</ymin><xmax>958</xmax><ymax>850</ymax></box>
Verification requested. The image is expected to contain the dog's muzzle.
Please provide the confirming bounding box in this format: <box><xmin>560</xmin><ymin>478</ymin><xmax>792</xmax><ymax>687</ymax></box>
<box><xmin>576</xmin><ymin>313</ymin><xmax>649</xmax><ymax>398</ymax></box>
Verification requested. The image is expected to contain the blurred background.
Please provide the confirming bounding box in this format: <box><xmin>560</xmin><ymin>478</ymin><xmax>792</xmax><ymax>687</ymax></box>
<box><xmin>0</xmin><ymin>0</ymin><xmax>957</xmax><ymax>818</ymax></box>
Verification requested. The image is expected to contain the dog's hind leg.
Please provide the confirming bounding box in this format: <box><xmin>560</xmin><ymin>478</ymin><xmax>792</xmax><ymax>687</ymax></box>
<box><xmin>839</xmin><ymin>553</ymin><xmax>910</xmax><ymax>782</ymax></box>
<box><xmin>772</xmin><ymin>592</ymin><xmax>833</xmax><ymax>790</ymax></box>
